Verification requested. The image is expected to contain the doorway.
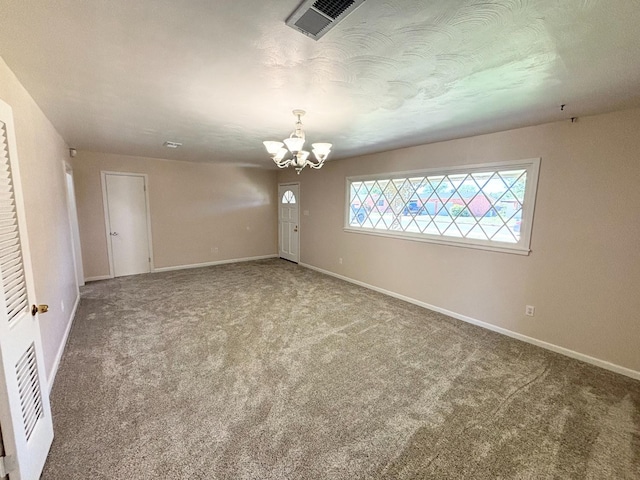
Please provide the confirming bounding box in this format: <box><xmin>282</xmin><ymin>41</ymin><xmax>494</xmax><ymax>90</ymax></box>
<box><xmin>278</xmin><ymin>183</ymin><xmax>300</xmax><ymax>263</ymax></box>
<box><xmin>101</xmin><ymin>172</ymin><xmax>153</xmax><ymax>277</ymax></box>
<box><xmin>64</xmin><ymin>162</ymin><xmax>84</xmax><ymax>287</ymax></box>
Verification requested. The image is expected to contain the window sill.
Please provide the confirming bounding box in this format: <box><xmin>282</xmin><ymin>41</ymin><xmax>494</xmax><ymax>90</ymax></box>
<box><xmin>343</xmin><ymin>226</ymin><xmax>531</xmax><ymax>256</ymax></box>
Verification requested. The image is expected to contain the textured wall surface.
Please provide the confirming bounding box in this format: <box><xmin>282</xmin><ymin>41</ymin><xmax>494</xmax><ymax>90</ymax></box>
<box><xmin>279</xmin><ymin>108</ymin><xmax>640</xmax><ymax>373</ymax></box>
<box><xmin>0</xmin><ymin>58</ymin><xmax>78</xmax><ymax>382</ymax></box>
<box><xmin>73</xmin><ymin>152</ymin><xmax>278</xmax><ymax>278</ymax></box>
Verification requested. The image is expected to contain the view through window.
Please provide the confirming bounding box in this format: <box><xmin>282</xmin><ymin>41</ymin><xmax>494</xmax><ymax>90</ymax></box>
<box><xmin>281</xmin><ymin>190</ymin><xmax>296</xmax><ymax>204</ymax></box>
<box><xmin>346</xmin><ymin>159</ymin><xmax>539</xmax><ymax>253</ymax></box>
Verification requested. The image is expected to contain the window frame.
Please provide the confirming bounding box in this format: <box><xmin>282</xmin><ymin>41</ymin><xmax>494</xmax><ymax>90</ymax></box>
<box><xmin>344</xmin><ymin>158</ymin><xmax>541</xmax><ymax>255</ymax></box>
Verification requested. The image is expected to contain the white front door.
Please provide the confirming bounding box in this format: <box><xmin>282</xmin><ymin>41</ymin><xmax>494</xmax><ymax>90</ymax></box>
<box><xmin>0</xmin><ymin>100</ymin><xmax>54</xmax><ymax>479</ymax></box>
<box><xmin>102</xmin><ymin>173</ymin><xmax>151</xmax><ymax>277</ymax></box>
<box><xmin>278</xmin><ymin>184</ymin><xmax>300</xmax><ymax>263</ymax></box>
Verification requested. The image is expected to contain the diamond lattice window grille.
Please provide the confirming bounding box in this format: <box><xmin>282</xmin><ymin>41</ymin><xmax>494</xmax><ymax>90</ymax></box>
<box><xmin>346</xmin><ymin>160</ymin><xmax>540</xmax><ymax>254</ymax></box>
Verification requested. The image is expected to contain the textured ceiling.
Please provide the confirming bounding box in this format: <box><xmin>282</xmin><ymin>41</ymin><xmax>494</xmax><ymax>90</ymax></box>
<box><xmin>1</xmin><ymin>0</ymin><xmax>640</xmax><ymax>167</ymax></box>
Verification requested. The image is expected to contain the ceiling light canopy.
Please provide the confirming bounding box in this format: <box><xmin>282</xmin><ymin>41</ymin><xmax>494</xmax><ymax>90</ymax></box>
<box><xmin>263</xmin><ymin>110</ymin><xmax>331</xmax><ymax>174</ymax></box>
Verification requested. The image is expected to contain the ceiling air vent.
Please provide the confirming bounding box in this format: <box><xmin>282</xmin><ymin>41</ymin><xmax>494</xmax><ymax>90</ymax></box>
<box><xmin>286</xmin><ymin>0</ymin><xmax>367</xmax><ymax>41</ymax></box>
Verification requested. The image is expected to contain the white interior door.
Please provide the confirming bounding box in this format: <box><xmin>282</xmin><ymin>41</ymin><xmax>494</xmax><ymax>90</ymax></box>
<box><xmin>278</xmin><ymin>184</ymin><xmax>299</xmax><ymax>263</ymax></box>
<box><xmin>0</xmin><ymin>100</ymin><xmax>54</xmax><ymax>479</ymax></box>
<box><xmin>103</xmin><ymin>173</ymin><xmax>151</xmax><ymax>277</ymax></box>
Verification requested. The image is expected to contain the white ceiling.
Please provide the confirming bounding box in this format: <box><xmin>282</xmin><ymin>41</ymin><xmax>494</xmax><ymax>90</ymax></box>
<box><xmin>1</xmin><ymin>0</ymin><xmax>640</xmax><ymax>167</ymax></box>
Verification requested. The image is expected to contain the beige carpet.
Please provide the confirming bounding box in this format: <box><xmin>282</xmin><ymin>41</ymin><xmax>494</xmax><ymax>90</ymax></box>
<box><xmin>43</xmin><ymin>259</ymin><xmax>640</xmax><ymax>479</ymax></box>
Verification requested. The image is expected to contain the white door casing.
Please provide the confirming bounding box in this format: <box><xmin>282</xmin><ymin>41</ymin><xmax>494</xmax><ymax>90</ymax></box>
<box><xmin>101</xmin><ymin>172</ymin><xmax>153</xmax><ymax>278</ymax></box>
<box><xmin>278</xmin><ymin>183</ymin><xmax>300</xmax><ymax>263</ymax></box>
<box><xmin>64</xmin><ymin>163</ymin><xmax>84</xmax><ymax>288</ymax></box>
<box><xmin>0</xmin><ymin>99</ymin><xmax>54</xmax><ymax>479</ymax></box>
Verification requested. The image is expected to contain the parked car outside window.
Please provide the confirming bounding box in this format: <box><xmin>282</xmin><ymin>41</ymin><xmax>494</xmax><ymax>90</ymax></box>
<box><xmin>351</xmin><ymin>205</ymin><xmax>367</xmax><ymax>224</ymax></box>
<box><xmin>402</xmin><ymin>200</ymin><xmax>426</xmax><ymax>215</ymax></box>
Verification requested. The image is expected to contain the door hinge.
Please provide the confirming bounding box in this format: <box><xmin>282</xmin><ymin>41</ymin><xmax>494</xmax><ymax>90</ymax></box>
<box><xmin>148</xmin><ymin>257</ymin><xmax>151</xmax><ymax>263</ymax></box>
<box><xmin>0</xmin><ymin>455</ymin><xmax>15</xmax><ymax>478</ymax></box>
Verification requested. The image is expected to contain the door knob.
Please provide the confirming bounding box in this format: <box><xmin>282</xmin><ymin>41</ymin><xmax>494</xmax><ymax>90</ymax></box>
<box><xmin>110</xmin><ymin>232</ymin><xmax>119</xmax><ymax>236</ymax></box>
<box><xmin>294</xmin><ymin>226</ymin><xmax>298</xmax><ymax>232</ymax></box>
<box><xmin>31</xmin><ymin>304</ymin><xmax>49</xmax><ymax>316</ymax></box>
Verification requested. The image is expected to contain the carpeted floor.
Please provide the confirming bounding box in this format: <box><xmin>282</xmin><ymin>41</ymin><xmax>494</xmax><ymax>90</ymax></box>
<box><xmin>43</xmin><ymin>259</ymin><xmax>640</xmax><ymax>479</ymax></box>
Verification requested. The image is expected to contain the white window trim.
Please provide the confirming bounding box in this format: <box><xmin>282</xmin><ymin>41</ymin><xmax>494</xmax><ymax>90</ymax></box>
<box><xmin>344</xmin><ymin>158</ymin><xmax>541</xmax><ymax>255</ymax></box>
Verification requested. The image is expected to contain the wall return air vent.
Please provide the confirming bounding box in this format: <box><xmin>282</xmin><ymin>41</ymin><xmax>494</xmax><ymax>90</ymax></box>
<box><xmin>286</xmin><ymin>0</ymin><xmax>367</xmax><ymax>40</ymax></box>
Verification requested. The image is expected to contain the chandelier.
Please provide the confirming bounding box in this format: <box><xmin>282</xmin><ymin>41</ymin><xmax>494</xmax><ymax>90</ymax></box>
<box><xmin>263</xmin><ymin>110</ymin><xmax>332</xmax><ymax>174</ymax></box>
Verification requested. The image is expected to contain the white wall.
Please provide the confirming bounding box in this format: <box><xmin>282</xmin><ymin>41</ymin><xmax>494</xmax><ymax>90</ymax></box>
<box><xmin>0</xmin><ymin>57</ymin><xmax>79</xmax><ymax>385</ymax></box>
<box><xmin>279</xmin><ymin>108</ymin><xmax>640</xmax><ymax>375</ymax></box>
<box><xmin>72</xmin><ymin>151</ymin><xmax>278</xmax><ymax>278</ymax></box>
<box><xmin>4</xmin><ymin>46</ymin><xmax>639</xmax><ymax>381</ymax></box>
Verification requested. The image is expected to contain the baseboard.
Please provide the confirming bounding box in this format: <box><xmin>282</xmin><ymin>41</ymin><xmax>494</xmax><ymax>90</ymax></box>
<box><xmin>47</xmin><ymin>293</ymin><xmax>80</xmax><ymax>392</ymax></box>
<box><xmin>153</xmin><ymin>254</ymin><xmax>279</xmax><ymax>273</ymax></box>
<box><xmin>299</xmin><ymin>263</ymin><xmax>640</xmax><ymax>382</ymax></box>
<box><xmin>84</xmin><ymin>274</ymin><xmax>111</xmax><ymax>282</ymax></box>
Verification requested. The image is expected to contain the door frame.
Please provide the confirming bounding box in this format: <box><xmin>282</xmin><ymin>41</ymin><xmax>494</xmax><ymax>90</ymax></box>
<box><xmin>63</xmin><ymin>161</ymin><xmax>84</xmax><ymax>288</ymax></box>
<box><xmin>100</xmin><ymin>171</ymin><xmax>154</xmax><ymax>278</ymax></box>
<box><xmin>278</xmin><ymin>182</ymin><xmax>300</xmax><ymax>263</ymax></box>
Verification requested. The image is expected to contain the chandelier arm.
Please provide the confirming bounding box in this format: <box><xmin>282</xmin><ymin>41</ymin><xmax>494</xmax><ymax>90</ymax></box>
<box><xmin>273</xmin><ymin>156</ymin><xmax>292</xmax><ymax>168</ymax></box>
<box><xmin>306</xmin><ymin>156</ymin><xmax>325</xmax><ymax>169</ymax></box>
<box><xmin>275</xmin><ymin>161</ymin><xmax>291</xmax><ymax>168</ymax></box>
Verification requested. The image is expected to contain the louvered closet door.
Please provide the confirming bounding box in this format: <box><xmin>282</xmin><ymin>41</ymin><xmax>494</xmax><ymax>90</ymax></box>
<box><xmin>0</xmin><ymin>99</ymin><xmax>53</xmax><ymax>480</ymax></box>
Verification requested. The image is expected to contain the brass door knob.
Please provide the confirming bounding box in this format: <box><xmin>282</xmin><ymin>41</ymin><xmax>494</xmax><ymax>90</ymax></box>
<box><xmin>31</xmin><ymin>304</ymin><xmax>49</xmax><ymax>316</ymax></box>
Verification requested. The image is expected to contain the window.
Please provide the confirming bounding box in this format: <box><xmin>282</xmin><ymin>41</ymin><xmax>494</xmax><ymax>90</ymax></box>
<box><xmin>281</xmin><ymin>190</ymin><xmax>296</xmax><ymax>204</ymax></box>
<box><xmin>345</xmin><ymin>159</ymin><xmax>540</xmax><ymax>254</ymax></box>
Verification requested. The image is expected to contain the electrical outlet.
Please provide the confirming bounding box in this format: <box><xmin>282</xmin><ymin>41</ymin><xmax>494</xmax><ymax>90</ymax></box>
<box><xmin>211</xmin><ymin>247</ymin><xmax>219</xmax><ymax>254</ymax></box>
<box><xmin>339</xmin><ymin>257</ymin><xmax>343</xmax><ymax>265</ymax></box>
<box><xmin>525</xmin><ymin>305</ymin><xmax>535</xmax><ymax>317</ymax></box>
<box><xmin>61</xmin><ymin>300</ymin><xmax>65</xmax><ymax>312</ymax></box>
